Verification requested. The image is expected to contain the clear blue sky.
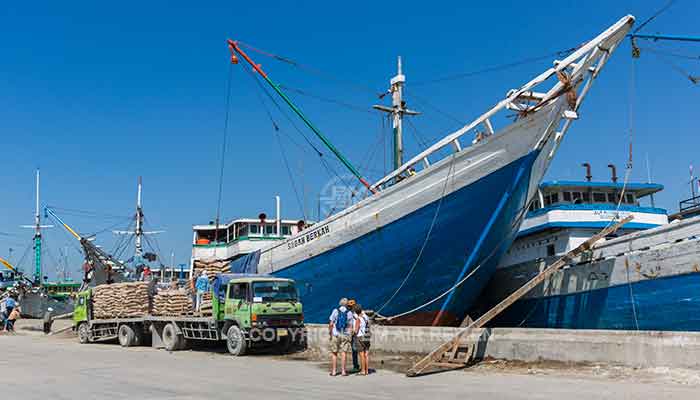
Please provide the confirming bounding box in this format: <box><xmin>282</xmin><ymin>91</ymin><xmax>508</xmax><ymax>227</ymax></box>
<box><xmin>1</xmin><ymin>1</ymin><xmax>698</xmax><ymax>279</ymax></box>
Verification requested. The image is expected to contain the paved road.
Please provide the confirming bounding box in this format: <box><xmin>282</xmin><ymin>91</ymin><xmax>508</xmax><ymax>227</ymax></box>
<box><xmin>1</xmin><ymin>334</ymin><xmax>698</xmax><ymax>400</ymax></box>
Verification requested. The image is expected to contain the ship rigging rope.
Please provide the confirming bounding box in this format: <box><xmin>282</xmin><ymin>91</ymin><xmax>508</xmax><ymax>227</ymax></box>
<box><xmin>411</xmin><ymin>47</ymin><xmax>578</xmax><ymax>87</ymax></box>
<box><xmin>214</xmin><ymin>62</ymin><xmax>235</xmax><ymax>241</ymax></box>
<box><xmin>632</xmin><ymin>0</ymin><xmax>676</xmax><ymax>35</ymax></box>
<box><xmin>244</xmin><ymin>67</ymin><xmax>308</xmax><ymax>219</ymax></box>
<box><xmin>375</xmin><ymin>192</ymin><xmax>533</xmax><ymax>322</ymax></box>
<box><xmin>243</xmin><ymin>65</ymin><xmax>360</xmax><ymax>207</ymax></box>
<box><xmin>236</xmin><ymin>41</ymin><xmax>382</xmax><ymax>96</ymax></box>
<box><xmin>278</xmin><ymin>85</ymin><xmax>375</xmax><ymax>115</ymax></box>
<box><xmin>374</xmin><ymin>153</ymin><xmax>458</xmax><ymax>315</ymax></box>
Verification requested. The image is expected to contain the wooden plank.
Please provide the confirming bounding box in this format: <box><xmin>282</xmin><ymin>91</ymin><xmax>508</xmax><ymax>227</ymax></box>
<box><xmin>406</xmin><ymin>216</ymin><xmax>633</xmax><ymax>377</ymax></box>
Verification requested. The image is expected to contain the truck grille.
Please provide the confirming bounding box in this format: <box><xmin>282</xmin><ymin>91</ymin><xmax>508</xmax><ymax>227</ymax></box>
<box><xmin>258</xmin><ymin>314</ymin><xmax>299</xmax><ymax>326</ymax></box>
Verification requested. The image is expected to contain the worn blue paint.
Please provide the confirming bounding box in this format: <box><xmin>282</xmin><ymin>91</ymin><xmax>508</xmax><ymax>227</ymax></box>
<box><xmin>273</xmin><ymin>151</ymin><xmax>539</xmax><ymax>325</ymax></box>
<box><xmin>489</xmin><ymin>272</ymin><xmax>700</xmax><ymax>331</ymax></box>
<box><xmin>435</xmin><ymin>162</ymin><xmax>528</xmax><ymax>324</ymax></box>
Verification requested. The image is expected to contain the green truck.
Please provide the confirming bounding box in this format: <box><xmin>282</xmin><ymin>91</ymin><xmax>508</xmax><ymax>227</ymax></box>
<box><xmin>73</xmin><ymin>274</ymin><xmax>306</xmax><ymax>355</ymax></box>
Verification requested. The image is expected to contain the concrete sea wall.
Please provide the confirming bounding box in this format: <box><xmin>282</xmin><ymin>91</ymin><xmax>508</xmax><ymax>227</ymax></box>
<box><xmin>306</xmin><ymin>324</ymin><xmax>700</xmax><ymax>369</ymax></box>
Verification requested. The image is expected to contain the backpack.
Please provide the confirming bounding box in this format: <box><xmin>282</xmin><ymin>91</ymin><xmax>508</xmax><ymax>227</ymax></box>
<box><xmin>335</xmin><ymin>308</ymin><xmax>348</xmax><ymax>332</ymax></box>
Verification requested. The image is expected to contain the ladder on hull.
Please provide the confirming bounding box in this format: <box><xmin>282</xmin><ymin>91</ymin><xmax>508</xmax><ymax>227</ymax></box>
<box><xmin>406</xmin><ymin>215</ymin><xmax>633</xmax><ymax>377</ymax></box>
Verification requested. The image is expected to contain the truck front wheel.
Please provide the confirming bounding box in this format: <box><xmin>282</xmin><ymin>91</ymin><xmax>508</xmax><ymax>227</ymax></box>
<box><xmin>226</xmin><ymin>325</ymin><xmax>247</xmax><ymax>356</ymax></box>
<box><xmin>118</xmin><ymin>325</ymin><xmax>136</xmax><ymax>347</ymax></box>
<box><xmin>77</xmin><ymin>323</ymin><xmax>90</xmax><ymax>344</ymax></box>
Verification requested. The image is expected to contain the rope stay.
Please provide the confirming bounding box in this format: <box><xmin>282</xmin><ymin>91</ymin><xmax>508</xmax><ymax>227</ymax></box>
<box><xmin>214</xmin><ymin>62</ymin><xmax>235</xmax><ymax>241</ymax></box>
<box><xmin>228</xmin><ymin>40</ymin><xmax>376</xmax><ymax>194</ymax></box>
<box><xmin>374</xmin><ymin>154</ymin><xmax>457</xmax><ymax>315</ymax></box>
<box><xmin>243</xmin><ymin>64</ymin><xmax>363</xmax><ymax>218</ymax></box>
<box><xmin>411</xmin><ymin>48</ymin><xmax>578</xmax><ymax>87</ymax></box>
<box><xmin>243</xmin><ymin>66</ymin><xmax>308</xmax><ymax>220</ymax></box>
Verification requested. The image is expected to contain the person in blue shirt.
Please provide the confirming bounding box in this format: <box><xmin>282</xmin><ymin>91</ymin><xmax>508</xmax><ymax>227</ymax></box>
<box><xmin>195</xmin><ymin>271</ymin><xmax>209</xmax><ymax>312</ymax></box>
<box><xmin>3</xmin><ymin>296</ymin><xmax>17</xmax><ymax>331</ymax></box>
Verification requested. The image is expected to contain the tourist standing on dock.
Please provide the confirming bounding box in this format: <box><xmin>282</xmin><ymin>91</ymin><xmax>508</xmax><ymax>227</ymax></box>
<box><xmin>328</xmin><ymin>298</ymin><xmax>354</xmax><ymax>376</ymax></box>
<box><xmin>195</xmin><ymin>271</ymin><xmax>209</xmax><ymax>311</ymax></box>
<box><xmin>354</xmin><ymin>305</ymin><xmax>371</xmax><ymax>376</ymax></box>
<box><xmin>347</xmin><ymin>299</ymin><xmax>361</xmax><ymax>372</ymax></box>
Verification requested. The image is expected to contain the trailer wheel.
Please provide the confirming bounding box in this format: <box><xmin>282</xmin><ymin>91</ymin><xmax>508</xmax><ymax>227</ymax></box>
<box><xmin>77</xmin><ymin>323</ymin><xmax>90</xmax><ymax>344</ymax></box>
<box><xmin>118</xmin><ymin>324</ymin><xmax>136</xmax><ymax>347</ymax></box>
<box><xmin>162</xmin><ymin>323</ymin><xmax>181</xmax><ymax>351</ymax></box>
<box><xmin>133</xmin><ymin>327</ymin><xmax>144</xmax><ymax>347</ymax></box>
<box><xmin>226</xmin><ymin>325</ymin><xmax>247</xmax><ymax>356</ymax></box>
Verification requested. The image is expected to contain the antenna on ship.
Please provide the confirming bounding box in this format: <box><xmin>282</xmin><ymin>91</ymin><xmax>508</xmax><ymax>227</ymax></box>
<box><xmin>113</xmin><ymin>176</ymin><xmax>164</xmax><ymax>266</ymax></box>
<box><xmin>20</xmin><ymin>169</ymin><xmax>53</xmax><ymax>285</ymax></box>
<box><xmin>373</xmin><ymin>56</ymin><xmax>420</xmax><ymax>172</ymax></box>
<box><xmin>135</xmin><ymin>176</ymin><xmax>144</xmax><ymax>258</ymax></box>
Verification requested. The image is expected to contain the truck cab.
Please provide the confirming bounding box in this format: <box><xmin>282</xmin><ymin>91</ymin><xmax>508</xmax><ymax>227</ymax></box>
<box><xmin>212</xmin><ymin>274</ymin><xmax>305</xmax><ymax>355</ymax></box>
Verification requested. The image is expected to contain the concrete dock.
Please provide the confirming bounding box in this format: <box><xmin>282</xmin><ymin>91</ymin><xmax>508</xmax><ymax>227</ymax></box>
<box><xmin>2</xmin><ymin>333</ymin><xmax>700</xmax><ymax>400</ymax></box>
<box><xmin>305</xmin><ymin>324</ymin><xmax>700</xmax><ymax>369</ymax></box>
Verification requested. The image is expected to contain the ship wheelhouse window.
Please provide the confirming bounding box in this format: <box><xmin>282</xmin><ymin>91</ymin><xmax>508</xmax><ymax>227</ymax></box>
<box><xmin>281</xmin><ymin>226</ymin><xmax>291</xmax><ymax>235</ymax></box>
<box><xmin>237</xmin><ymin>224</ymin><xmax>249</xmax><ymax>237</ymax></box>
<box><xmin>265</xmin><ymin>225</ymin><xmax>275</xmax><ymax>235</ymax></box>
<box><xmin>593</xmin><ymin>192</ymin><xmax>606</xmax><ymax>202</ymax></box>
<box><xmin>607</xmin><ymin>193</ymin><xmax>616</xmax><ymax>203</ymax></box>
<box><xmin>563</xmin><ymin>192</ymin><xmax>572</xmax><ymax>202</ymax></box>
<box><xmin>547</xmin><ymin>244</ymin><xmax>555</xmax><ymax>257</ymax></box>
<box><xmin>626</xmin><ymin>193</ymin><xmax>635</xmax><ymax>204</ymax></box>
<box><xmin>582</xmin><ymin>192</ymin><xmax>590</xmax><ymax>202</ymax></box>
<box><xmin>549</xmin><ymin>193</ymin><xmax>559</xmax><ymax>204</ymax></box>
<box><xmin>249</xmin><ymin>224</ymin><xmax>260</xmax><ymax>235</ymax></box>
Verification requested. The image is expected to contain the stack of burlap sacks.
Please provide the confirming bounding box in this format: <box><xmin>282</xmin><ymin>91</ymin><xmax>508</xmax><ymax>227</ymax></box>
<box><xmin>192</xmin><ymin>259</ymin><xmax>230</xmax><ymax>279</ymax></box>
<box><xmin>92</xmin><ymin>282</ymin><xmax>150</xmax><ymax>319</ymax></box>
<box><xmin>199</xmin><ymin>291</ymin><xmax>213</xmax><ymax>316</ymax></box>
<box><xmin>152</xmin><ymin>289</ymin><xmax>193</xmax><ymax>316</ymax></box>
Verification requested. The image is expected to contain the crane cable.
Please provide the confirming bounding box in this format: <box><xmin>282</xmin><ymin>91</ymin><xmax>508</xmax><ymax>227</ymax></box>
<box><xmin>243</xmin><ymin>66</ymin><xmax>307</xmax><ymax>220</ymax></box>
<box><xmin>214</xmin><ymin>62</ymin><xmax>234</xmax><ymax>242</ymax></box>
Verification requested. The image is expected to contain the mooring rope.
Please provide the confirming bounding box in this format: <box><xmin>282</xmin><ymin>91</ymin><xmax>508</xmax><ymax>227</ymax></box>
<box><xmin>375</xmin><ymin>186</ymin><xmax>533</xmax><ymax>322</ymax></box>
<box><xmin>374</xmin><ymin>153</ymin><xmax>458</xmax><ymax>315</ymax></box>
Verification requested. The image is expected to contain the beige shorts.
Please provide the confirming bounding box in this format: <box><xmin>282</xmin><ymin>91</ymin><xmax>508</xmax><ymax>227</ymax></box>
<box><xmin>329</xmin><ymin>334</ymin><xmax>351</xmax><ymax>353</ymax></box>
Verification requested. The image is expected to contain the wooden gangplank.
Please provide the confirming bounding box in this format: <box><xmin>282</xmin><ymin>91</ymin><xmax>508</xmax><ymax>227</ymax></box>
<box><xmin>406</xmin><ymin>215</ymin><xmax>634</xmax><ymax>377</ymax></box>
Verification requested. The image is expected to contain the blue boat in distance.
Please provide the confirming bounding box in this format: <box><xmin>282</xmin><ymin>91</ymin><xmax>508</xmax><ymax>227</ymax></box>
<box><xmin>191</xmin><ymin>16</ymin><xmax>635</xmax><ymax>326</ymax></box>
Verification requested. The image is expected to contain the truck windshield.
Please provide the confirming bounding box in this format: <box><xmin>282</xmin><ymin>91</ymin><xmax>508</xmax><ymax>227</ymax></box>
<box><xmin>252</xmin><ymin>281</ymin><xmax>298</xmax><ymax>302</ymax></box>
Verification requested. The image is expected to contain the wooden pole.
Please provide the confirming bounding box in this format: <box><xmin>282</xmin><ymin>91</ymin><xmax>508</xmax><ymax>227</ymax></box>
<box><xmin>407</xmin><ymin>215</ymin><xmax>633</xmax><ymax>377</ymax></box>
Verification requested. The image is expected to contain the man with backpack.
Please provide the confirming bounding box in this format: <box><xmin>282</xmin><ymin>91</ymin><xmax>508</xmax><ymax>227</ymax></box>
<box><xmin>328</xmin><ymin>297</ymin><xmax>354</xmax><ymax>376</ymax></box>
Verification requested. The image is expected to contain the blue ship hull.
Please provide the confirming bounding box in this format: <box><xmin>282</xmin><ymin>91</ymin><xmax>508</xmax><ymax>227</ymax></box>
<box><xmin>273</xmin><ymin>151</ymin><xmax>540</xmax><ymax>326</ymax></box>
<box><xmin>488</xmin><ymin>272</ymin><xmax>700</xmax><ymax>331</ymax></box>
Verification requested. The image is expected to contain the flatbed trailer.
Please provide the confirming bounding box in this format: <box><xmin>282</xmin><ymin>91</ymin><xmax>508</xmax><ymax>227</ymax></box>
<box><xmin>74</xmin><ymin>274</ymin><xmax>307</xmax><ymax>355</ymax></box>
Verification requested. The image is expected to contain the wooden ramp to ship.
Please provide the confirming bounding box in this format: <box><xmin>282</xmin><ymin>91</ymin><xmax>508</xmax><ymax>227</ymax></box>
<box><xmin>406</xmin><ymin>215</ymin><xmax>633</xmax><ymax>377</ymax></box>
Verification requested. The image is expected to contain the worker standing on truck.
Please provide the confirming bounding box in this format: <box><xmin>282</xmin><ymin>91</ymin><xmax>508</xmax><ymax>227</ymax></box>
<box><xmin>195</xmin><ymin>271</ymin><xmax>209</xmax><ymax>311</ymax></box>
<box><xmin>328</xmin><ymin>297</ymin><xmax>354</xmax><ymax>376</ymax></box>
